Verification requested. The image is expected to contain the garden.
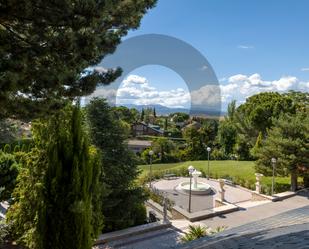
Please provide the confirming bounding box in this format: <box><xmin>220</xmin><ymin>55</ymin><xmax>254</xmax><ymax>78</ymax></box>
<box><xmin>139</xmin><ymin>160</ymin><xmax>294</xmax><ymax>195</ymax></box>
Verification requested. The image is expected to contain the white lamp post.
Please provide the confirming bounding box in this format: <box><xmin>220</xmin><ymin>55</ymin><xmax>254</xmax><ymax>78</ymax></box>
<box><xmin>188</xmin><ymin>165</ymin><xmax>195</xmax><ymax>213</ymax></box>
<box><xmin>207</xmin><ymin>147</ymin><xmax>211</xmax><ymax>179</ymax></box>
<box><xmin>149</xmin><ymin>150</ymin><xmax>154</xmax><ymax>188</ymax></box>
<box><xmin>271</xmin><ymin>158</ymin><xmax>277</xmax><ymax>196</ymax></box>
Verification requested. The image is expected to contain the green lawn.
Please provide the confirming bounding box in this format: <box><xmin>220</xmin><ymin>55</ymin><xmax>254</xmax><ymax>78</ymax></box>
<box><xmin>139</xmin><ymin>160</ymin><xmax>291</xmax><ymax>188</ymax></box>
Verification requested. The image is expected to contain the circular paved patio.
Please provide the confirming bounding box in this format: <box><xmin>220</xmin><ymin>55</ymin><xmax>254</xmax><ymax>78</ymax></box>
<box><xmin>152</xmin><ymin>177</ymin><xmax>252</xmax><ymax>212</ymax></box>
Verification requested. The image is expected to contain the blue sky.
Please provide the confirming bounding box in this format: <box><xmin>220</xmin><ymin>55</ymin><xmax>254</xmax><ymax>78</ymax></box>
<box><xmin>90</xmin><ymin>0</ymin><xmax>309</xmax><ymax>111</ymax></box>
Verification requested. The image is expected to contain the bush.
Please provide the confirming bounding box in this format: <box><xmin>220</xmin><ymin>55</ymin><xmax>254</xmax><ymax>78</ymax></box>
<box><xmin>0</xmin><ymin>139</ymin><xmax>33</xmax><ymax>152</ymax></box>
<box><xmin>146</xmin><ymin>188</ymin><xmax>174</xmax><ymax>211</ymax></box>
<box><xmin>161</xmin><ymin>153</ymin><xmax>180</xmax><ymax>163</ymax></box>
<box><xmin>181</xmin><ymin>225</ymin><xmax>227</xmax><ymax>243</ymax></box>
<box><xmin>211</xmin><ymin>148</ymin><xmax>227</xmax><ymax>160</ymax></box>
<box><xmin>181</xmin><ymin>225</ymin><xmax>208</xmax><ymax>242</ymax></box>
<box><xmin>0</xmin><ymin>151</ymin><xmax>19</xmax><ymax>201</ymax></box>
<box><xmin>132</xmin><ymin>203</ymin><xmax>147</xmax><ymax>225</ymax></box>
<box><xmin>260</xmin><ymin>182</ymin><xmax>291</xmax><ymax>195</ymax></box>
<box><xmin>0</xmin><ymin>221</ymin><xmax>11</xmax><ymax>244</ymax></box>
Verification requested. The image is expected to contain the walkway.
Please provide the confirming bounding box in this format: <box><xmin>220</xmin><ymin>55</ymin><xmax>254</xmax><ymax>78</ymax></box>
<box><xmin>152</xmin><ymin>178</ymin><xmax>252</xmax><ymax>212</ymax></box>
<box><xmin>96</xmin><ymin>192</ymin><xmax>309</xmax><ymax>249</ymax></box>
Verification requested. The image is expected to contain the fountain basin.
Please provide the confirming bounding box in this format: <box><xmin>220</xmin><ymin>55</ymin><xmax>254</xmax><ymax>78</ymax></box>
<box><xmin>176</xmin><ymin>182</ymin><xmax>212</xmax><ymax>195</ymax></box>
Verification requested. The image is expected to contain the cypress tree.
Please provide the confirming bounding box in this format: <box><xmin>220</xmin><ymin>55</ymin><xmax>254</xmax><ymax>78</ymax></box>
<box><xmin>164</xmin><ymin>117</ymin><xmax>168</xmax><ymax>131</ymax></box>
<box><xmin>7</xmin><ymin>105</ymin><xmax>103</xmax><ymax>249</ymax></box>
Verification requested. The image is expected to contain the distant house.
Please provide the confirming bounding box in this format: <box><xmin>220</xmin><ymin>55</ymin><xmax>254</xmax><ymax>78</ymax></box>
<box><xmin>127</xmin><ymin>139</ymin><xmax>152</xmax><ymax>154</ymax></box>
<box><xmin>131</xmin><ymin>121</ymin><xmax>164</xmax><ymax>137</ymax></box>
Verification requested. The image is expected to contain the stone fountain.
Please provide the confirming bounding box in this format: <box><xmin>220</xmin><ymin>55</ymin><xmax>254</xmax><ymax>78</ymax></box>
<box><xmin>176</xmin><ymin>169</ymin><xmax>212</xmax><ymax>195</ymax></box>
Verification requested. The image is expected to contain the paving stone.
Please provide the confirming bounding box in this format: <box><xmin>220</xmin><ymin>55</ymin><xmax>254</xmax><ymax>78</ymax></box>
<box><xmin>96</xmin><ymin>195</ymin><xmax>309</xmax><ymax>249</ymax></box>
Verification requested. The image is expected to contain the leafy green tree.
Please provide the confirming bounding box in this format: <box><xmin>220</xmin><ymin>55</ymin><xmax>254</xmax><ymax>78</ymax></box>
<box><xmin>86</xmin><ymin>98</ymin><xmax>147</xmax><ymax>232</ymax></box>
<box><xmin>199</xmin><ymin>120</ymin><xmax>218</xmax><ymax>146</ymax></box>
<box><xmin>255</xmin><ymin>113</ymin><xmax>309</xmax><ymax>191</ymax></box>
<box><xmin>284</xmin><ymin>91</ymin><xmax>309</xmax><ymax>113</ymax></box>
<box><xmin>112</xmin><ymin>106</ymin><xmax>139</xmax><ymax>124</ymax></box>
<box><xmin>170</xmin><ymin>112</ymin><xmax>190</xmax><ymax>123</ymax></box>
<box><xmin>183</xmin><ymin>127</ymin><xmax>208</xmax><ymax>160</ymax></box>
<box><xmin>236</xmin><ymin>92</ymin><xmax>296</xmax><ymax>135</ymax></box>
<box><xmin>182</xmin><ymin>119</ymin><xmax>218</xmax><ymax>158</ymax></box>
<box><xmin>0</xmin><ymin>0</ymin><xmax>156</xmax><ymax>119</ymax></box>
<box><xmin>7</xmin><ymin>105</ymin><xmax>103</xmax><ymax>249</ymax></box>
<box><xmin>153</xmin><ymin>137</ymin><xmax>176</xmax><ymax>162</ymax></box>
<box><xmin>230</xmin><ymin>92</ymin><xmax>308</xmax><ymax>159</ymax></box>
<box><xmin>234</xmin><ymin>92</ymin><xmax>308</xmax><ymax>145</ymax></box>
<box><xmin>218</xmin><ymin>120</ymin><xmax>237</xmax><ymax>156</ymax></box>
<box><xmin>0</xmin><ymin>150</ymin><xmax>19</xmax><ymax>201</ymax></box>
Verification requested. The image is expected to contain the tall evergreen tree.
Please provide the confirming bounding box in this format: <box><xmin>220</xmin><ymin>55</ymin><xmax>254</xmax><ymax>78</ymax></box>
<box><xmin>164</xmin><ymin>117</ymin><xmax>168</xmax><ymax>130</ymax></box>
<box><xmin>226</xmin><ymin>100</ymin><xmax>236</xmax><ymax>122</ymax></box>
<box><xmin>0</xmin><ymin>0</ymin><xmax>156</xmax><ymax>119</ymax></box>
<box><xmin>7</xmin><ymin>105</ymin><xmax>103</xmax><ymax>249</ymax></box>
<box><xmin>250</xmin><ymin>131</ymin><xmax>263</xmax><ymax>158</ymax></box>
<box><xmin>141</xmin><ymin>108</ymin><xmax>145</xmax><ymax>122</ymax></box>
<box><xmin>86</xmin><ymin>98</ymin><xmax>147</xmax><ymax>232</ymax></box>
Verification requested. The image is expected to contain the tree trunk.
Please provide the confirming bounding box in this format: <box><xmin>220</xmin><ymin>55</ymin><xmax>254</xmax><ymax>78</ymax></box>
<box><xmin>290</xmin><ymin>171</ymin><xmax>298</xmax><ymax>191</ymax></box>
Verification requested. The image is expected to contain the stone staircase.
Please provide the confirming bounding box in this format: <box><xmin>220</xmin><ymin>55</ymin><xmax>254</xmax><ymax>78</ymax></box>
<box><xmin>177</xmin><ymin>205</ymin><xmax>309</xmax><ymax>249</ymax></box>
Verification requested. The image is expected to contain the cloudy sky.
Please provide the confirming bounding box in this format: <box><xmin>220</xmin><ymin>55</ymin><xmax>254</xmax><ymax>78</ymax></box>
<box><xmin>116</xmin><ymin>70</ymin><xmax>191</xmax><ymax>109</ymax></box>
<box><xmin>89</xmin><ymin>0</ymin><xmax>309</xmax><ymax>111</ymax></box>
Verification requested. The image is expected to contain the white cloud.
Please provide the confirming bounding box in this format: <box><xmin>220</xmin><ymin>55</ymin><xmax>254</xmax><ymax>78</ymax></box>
<box><xmin>238</xmin><ymin>45</ymin><xmax>254</xmax><ymax>49</ymax></box>
<box><xmin>229</xmin><ymin>74</ymin><xmax>248</xmax><ymax>83</ymax></box>
<box><xmin>122</xmin><ymin>74</ymin><xmax>147</xmax><ymax>86</ymax></box>
<box><xmin>272</xmin><ymin>76</ymin><xmax>297</xmax><ymax>91</ymax></box>
<box><xmin>190</xmin><ymin>85</ymin><xmax>221</xmax><ymax>106</ymax></box>
<box><xmin>116</xmin><ymin>74</ymin><xmax>191</xmax><ymax>108</ymax></box>
<box><xmin>301</xmin><ymin>67</ymin><xmax>309</xmax><ymax>71</ymax></box>
<box><xmin>85</xmin><ymin>88</ymin><xmax>117</xmax><ymax>105</ymax></box>
<box><xmin>219</xmin><ymin>73</ymin><xmax>308</xmax><ymax>106</ymax></box>
<box><xmin>86</xmin><ymin>73</ymin><xmax>308</xmax><ymax>112</ymax></box>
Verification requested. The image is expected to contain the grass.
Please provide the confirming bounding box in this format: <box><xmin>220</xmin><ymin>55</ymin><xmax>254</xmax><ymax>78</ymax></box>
<box><xmin>139</xmin><ymin>160</ymin><xmax>291</xmax><ymax>187</ymax></box>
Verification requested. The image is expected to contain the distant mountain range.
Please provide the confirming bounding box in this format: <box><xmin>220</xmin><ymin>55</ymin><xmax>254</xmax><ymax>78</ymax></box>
<box><xmin>118</xmin><ymin>104</ymin><xmax>224</xmax><ymax>117</ymax></box>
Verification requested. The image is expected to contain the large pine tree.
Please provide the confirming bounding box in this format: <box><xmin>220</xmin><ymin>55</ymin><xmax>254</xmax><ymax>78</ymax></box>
<box><xmin>0</xmin><ymin>0</ymin><xmax>156</xmax><ymax>119</ymax></box>
<box><xmin>255</xmin><ymin>113</ymin><xmax>309</xmax><ymax>191</ymax></box>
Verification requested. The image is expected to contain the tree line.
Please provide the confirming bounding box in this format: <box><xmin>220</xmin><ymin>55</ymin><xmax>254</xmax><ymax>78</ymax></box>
<box><xmin>128</xmin><ymin>92</ymin><xmax>308</xmax><ymax>191</ymax></box>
